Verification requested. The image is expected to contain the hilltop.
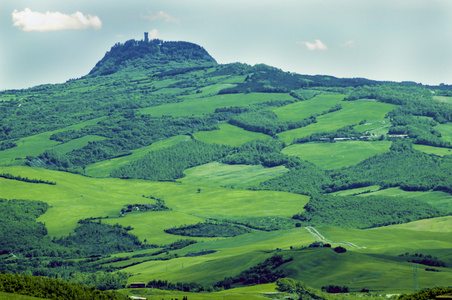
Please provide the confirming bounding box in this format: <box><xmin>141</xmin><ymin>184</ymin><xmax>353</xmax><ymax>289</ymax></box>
<box><xmin>1</xmin><ymin>37</ymin><xmax>452</xmax><ymax>298</ymax></box>
<box><xmin>87</xmin><ymin>38</ymin><xmax>217</xmax><ymax>77</ymax></box>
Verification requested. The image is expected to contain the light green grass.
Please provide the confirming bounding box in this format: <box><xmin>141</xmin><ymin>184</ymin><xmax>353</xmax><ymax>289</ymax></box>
<box><xmin>413</xmin><ymin>144</ymin><xmax>452</xmax><ymax>156</ymax></box>
<box><xmin>0</xmin><ymin>117</ymin><xmax>105</xmax><ymax>166</ymax></box>
<box><xmin>0</xmin><ymin>166</ymin><xmax>308</xmax><ymax>239</ymax></box>
<box><xmin>123</xmin><ymin>283</ymin><xmax>279</xmax><ymax>300</ymax></box>
<box><xmin>193</xmin><ymin>124</ymin><xmax>270</xmax><ymax>146</ymax></box>
<box><xmin>435</xmin><ymin>122</ymin><xmax>452</xmax><ymax>144</ymax></box>
<box><xmin>272</xmin><ymin>94</ymin><xmax>345</xmax><ymax>121</ymax></box>
<box><xmin>140</xmin><ymin>93</ymin><xmax>294</xmax><ymax>116</ymax></box>
<box><xmin>277</xmin><ymin>100</ymin><xmax>396</xmax><ymax>144</ymax></box>
<box><xmin>388</xmin><ymin>216</ymin><xmax>452</xmax><ymax>232</ymax></box>
<box><xmin>330</xmin><ymin>186</ymin><xmax>381</xmax><ymax>196</ymax></box>
<box><xmin>179</xmin><ymin>162</ymin><xmax>288</xmax><ymax>188</ymax></box>
<box><xmin>85</xmin><ymin>135</ymin><xmax>191</xmax><ymax>177</ymax></box>
<box><xmin>102</xmin><ymin>211</ymin><xmax>216</xmax><ymax>245</ymax></box>
<box><xmin>284</xmin><ymin>246</ymin><xmax>452</xmax><ymax>293</ymax></box>
<box><xmin>124</xmin><ymin>228</ymin><xmax>315</xmax><ymax>284</ymax></box>
<box><xmin>282</xmin><ymin>141</ymin><xmax>391</xmax><ymax>169</ymax></box>
<box><xmin>361</xmin><ymin>187</ymin><xmax>452</xmax><ymax>213</ymax></box>
<box><xmin>433</xmin><ymin>96</ymin><xmax>452</xmax><ymax>104</ymax></box>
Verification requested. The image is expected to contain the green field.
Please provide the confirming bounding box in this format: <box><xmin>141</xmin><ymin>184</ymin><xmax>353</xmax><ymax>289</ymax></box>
<box><xmin>435</xmin><ymin>122</ymin><xmax>452</xmax><ymax>143</ymax></box>
<box><xmin>272</xmin><ymin>94</ymin><xmax>345</xmax><ymax>121</ymax></box>
<box><xmin>140</xmin><ymin>93</ymin><xmax>294</xmax><ymax>116</ymax></box>
<box><xmin>193</xmin><ymin>123</ymin><xmax>270</xmax><ymax>146</ymax></box>
<box><xmin>282</xmin><ymin>141</ymin><xmax>391</xmax><ymax>169</ymax></box>
<box><xmin>361</xmin><ymin>187</ymin><xmax>452</xmax><ymax>213</ymax></box>
<box><xmin>434</xmin><ymin>96</ymin><xmax>452</xmax><ymax>104</ymax></box>
<box><xmin>277</xmin><ymin>100</ymin><xmax>396</xmax><ymax>144</ymax></box>
<box><xmin>413</xmin><ymin>144</ymin><xmax>452</xmax><ymax>156</ymax></box>
<box><xmin>0</xmin><ymin>117</ymin><xmax>105</xmax><ymax>166</ymax></box>
<box><xmin>179</xmin><ymin>162</ymin><xmax>288</xmax><ymax>188</ymax></box>
<box><xmin>0</xmin><ymin>166</ymin><xmax>308</xmax><ymax>238</ymax></box>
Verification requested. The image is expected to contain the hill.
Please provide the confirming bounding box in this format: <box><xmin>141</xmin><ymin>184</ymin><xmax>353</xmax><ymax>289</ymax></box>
<box><xmin>87</xmin><ymin>38</ymin><xmax>217</xmax><ymax>77</ymax></box>
<box><xmin>1</xmin><ymin>37</ymin><xmax>452</xmax><ymax>297</ymax></box>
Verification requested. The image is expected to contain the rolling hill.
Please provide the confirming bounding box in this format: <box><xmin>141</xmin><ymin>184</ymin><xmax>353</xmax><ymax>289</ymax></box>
<box><xmin>1</xmin><ymin>37</ymin><xmax>452</xmax><ymax>299</ymax></box>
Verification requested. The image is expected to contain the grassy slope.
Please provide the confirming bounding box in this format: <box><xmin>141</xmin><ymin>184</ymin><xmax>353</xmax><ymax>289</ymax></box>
<box><xmin>282</xmin><ymin>141</ymin><xmax>391</xmax><ymax>169</ymax></box>
<box><xmin>277</xmin><ymin>100</ymin><xmax>396</xmax><ymax>144</ymax></box>
<box><xmin>0</xmin><ymin>166</ymin><xmax>307</xmax><ymax>238</ymax></box>
<box><xmin>361</xmin><ymin>187</ymin><xmax>452</xmax><ymax>213</ymax></box>
<box><xmin>272</xmin><ymin>94</ymin><xmax>345</xmax><ymax>121</ymax></box>
<box><xmin>413</xmin><ymin>144</ymin><xmax>452</xmax><ymax>156</ymax></box>
<box><xmin>1</xmin><ymin>165</ymin><xmax>451</xmax><ymax>293</ymax></box>
<box><xmin>193</xmin><ymin>123</ymin><xmax>270</xmax><ymax>146</ymax></box>
<box><xmin>140</xmin><ymin>93</ymin><xmax>294</xmax><ymax>116</ymax></box>
<box><xmin>435</xmin><ymin>122</ymin><xmax>452</xmax><ymax>144</ymax></box>
<box><xmin>179</xmin><ymin>162</ymin><xmax>288</xmax><ymax>188</ymax></box>
<box><xmin>0</xmin><ymin>117</ymin><xmax>106</xmax><ymax>166</ymax></box>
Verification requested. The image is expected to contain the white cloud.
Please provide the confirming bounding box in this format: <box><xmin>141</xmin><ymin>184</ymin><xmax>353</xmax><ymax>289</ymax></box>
<box><xmin>12</xmin><ymin>8</ymin><xmax>102</xmax><ymax>32</ymax></box>
<box><xmin>340</xmin><ymin>40</ymin><xmax>354</xmax><ymax>48</ymax></box>
<box><xmin>141</xmin><ymin>10</ymin><xmax>179</xmax><ymax>23</ymax></box>
<box><xmin>297</xmin><ymin>39</ymin><xmax>328</xmax><ymax>51</ymax></box>
<box><xmin>149</xmin><ymin>29</ymin><xmax>159</xmax><ymax>39</ymax></box>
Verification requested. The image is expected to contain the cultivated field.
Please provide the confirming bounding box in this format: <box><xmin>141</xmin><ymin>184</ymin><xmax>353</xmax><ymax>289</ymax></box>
<box><xmin>277</xmin><ymin>100</ymin><xmax>396</xmax><ymax>144</ymax></box>
<box><xmin>282</xmin><ymin>141</ymin><xmax>391</xmax><ymax>169</ymax></box>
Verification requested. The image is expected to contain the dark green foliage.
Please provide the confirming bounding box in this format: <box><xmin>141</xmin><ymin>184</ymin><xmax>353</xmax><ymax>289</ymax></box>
<box><xmin>0</xmin><ymin>141</ymin><xmax>17</xmax><ymax>151</ymax></box>
<box><xmin>120</xmin><ymin>198</ymin><xmax>170</xmax><ymax>216</ymax></box>
<box><xmin>222</xmin><ymin>139</ymin><xmax>300</xmax><ymax>168</ymax></box>
<box><xmin>289</xmin><ymin>89</ymin><xmax>322</xmax><ymax>101</ymax></box>
<box><xmin>0</xmin><ymin>273</ymin><xmax>128</xmax><ymax>300</ymax></box>
<box><xmin>0</xmin><ymin>199</ymin><xmax>50</xmax><ymax>255</ymax></box>
<box><xmin>333</xmin><ymin>246</ymin><xmax>347</xmax><ymax>253</ymax></box>
<box><xmin>146</xmin><ymin>279</ymin><xmax>212</xmax><ymax>293</ymax></box>
<box><xmin>276</xmin><ymin>278</ymin><xmax>328</xmax><ymax>300</ymax></box>
<box><xmin>329</xmin><ymin>140</ymin><xmax>452</xmax><ymax>193</ymax></box>
<box><xmin>218</xmin><ymin>64</ymin><xmax>380</xmax><ymax>94</ymax></box>
<box><xmin>292</xmin><ymin>194</ymin><xmax>444</xmax><ymax>229</ymax></box>
<box><xmin>398</xmin><ymin>253</ymin><xmax>447</xmax><ymax>267</ymax></box>
<box><xmin>164</xmin><ymin>221</ymin><xmax>251</xmax><ymax>237</ymax></box>
<box><xmin>55</xmin><ymin>221</ymin><xmax>148</xmax><ymax>256</ymax></box>
<box><xmin>229</xmin><ymin>109</ymin><xmax>316</xmax><ymax>136</ymax></box>
<box><xmin>0</xmin><ymin>173</ymin><xmax>56</xmax><ymax>185</ymax></box>
<box><xmin>397</xmin><ymin>287</ymin><xmax>452</xmax><ymax>300</ymax></box>
<box><xmin>321</xmin><ymin>285</ymin><xmax>349</xmax><ymax>293</ymax></box>
<box><xmin>224</xmin><ymin>216</ymin><xmax>299</xmax><ymax>231</ymax></box>
<box><xmin>257</xmin><ymin>160</ymin><xmax>332</xmax><ymax>195</ymax></box>
<box><xmin>214</xmin><ymin>254</ymin><xmax>293</xmax><ymax>289</ymax></box>
<box><xmin>50</xmin><ymin>114</ymin><xmax>221</xmax><ymax>167</ymax></box>
<box><xmin>26</xmin><ymin>149</ymin><xmax>72</xmax><ymax>170</ymax></box>
<box><xmin>111</xmin><ymin>140</ymin><xmax>232</xmax><ymax>180</ymax></box>
<box><xmin>88</xmin><ymin>39</ymin><xmax>216</xmax><ymax>77</ymax></box>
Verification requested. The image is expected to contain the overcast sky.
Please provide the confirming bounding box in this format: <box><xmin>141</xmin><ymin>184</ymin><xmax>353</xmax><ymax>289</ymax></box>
<box><xmin>1</xmin><ymin>0</ymin><xmax>451</xmax><ymax>90</ymax></box>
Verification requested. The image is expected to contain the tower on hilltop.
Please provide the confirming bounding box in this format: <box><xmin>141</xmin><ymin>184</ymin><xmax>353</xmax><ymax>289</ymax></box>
<box><xmin>144</xmin><ymin>32</ymin><xmax>149</xmax><ymax>43</ymax></box>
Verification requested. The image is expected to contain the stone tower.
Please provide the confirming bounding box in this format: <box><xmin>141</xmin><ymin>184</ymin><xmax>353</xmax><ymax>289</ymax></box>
<box><xmin>144</xmin><ymin>32</ymin><xmax>149</xmax><ymax>43</ymax></box>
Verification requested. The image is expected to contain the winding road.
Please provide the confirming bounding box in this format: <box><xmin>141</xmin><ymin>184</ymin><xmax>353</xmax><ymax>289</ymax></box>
<box><xmin>305</xmin><ymin>226</ymin><xmax>366</xmax><ymax>249</ymax></box>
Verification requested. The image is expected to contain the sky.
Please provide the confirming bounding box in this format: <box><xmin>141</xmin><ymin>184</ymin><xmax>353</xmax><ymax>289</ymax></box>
<box><xmin>1</xmin><ymin>0</ymin><xmax>452</xmax><ymax>90</ymax></box>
